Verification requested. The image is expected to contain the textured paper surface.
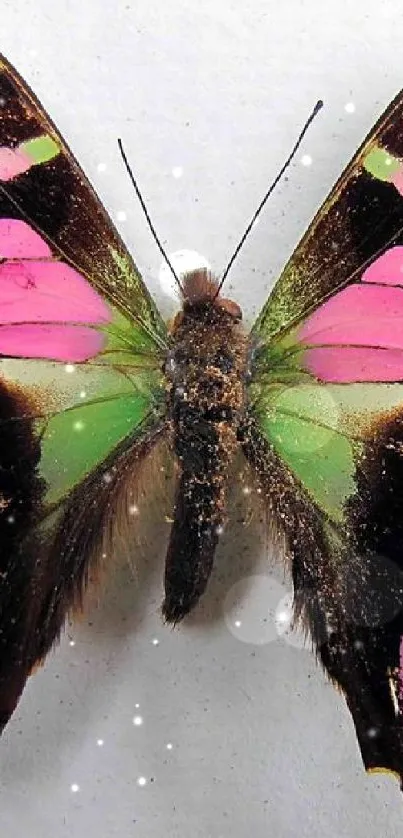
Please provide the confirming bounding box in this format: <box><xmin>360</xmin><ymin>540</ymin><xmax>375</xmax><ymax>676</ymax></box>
<box><xmin>1</xmin><ymin>2</ymin><xmax>403</xmax><ymax>836</ymax></box>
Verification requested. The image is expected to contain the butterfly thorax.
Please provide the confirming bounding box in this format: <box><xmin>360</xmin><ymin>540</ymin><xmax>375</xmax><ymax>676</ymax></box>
<box><xmin>162</xmin><ymin>271</ymin><xmax>249</xmax><ymax>621</ymax></box>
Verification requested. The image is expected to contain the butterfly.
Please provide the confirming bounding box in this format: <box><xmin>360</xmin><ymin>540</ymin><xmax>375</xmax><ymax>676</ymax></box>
<box><xmin>1</xmin><ymin>54</ymin><xmax>403</xmax><ymax>788</ymax></box>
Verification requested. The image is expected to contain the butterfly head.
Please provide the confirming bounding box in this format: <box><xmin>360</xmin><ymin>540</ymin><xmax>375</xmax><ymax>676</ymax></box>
<box><xmin>181</xmin><ymin>269</ymin><xmax>242</xmax><ymax>320</ymax></box>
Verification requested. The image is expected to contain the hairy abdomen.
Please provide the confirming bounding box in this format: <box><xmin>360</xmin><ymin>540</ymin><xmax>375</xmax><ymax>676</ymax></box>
<box><xmin>163</xmin><ymin>297</ymin><xmax>248</xmax><ymax>622</ymax></box>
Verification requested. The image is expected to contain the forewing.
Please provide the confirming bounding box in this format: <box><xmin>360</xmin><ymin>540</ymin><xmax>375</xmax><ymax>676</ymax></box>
<box><xmin>253</xmin><ymin>89</ymin><xmax>403</xmax><ymax>343</ymax></box>
<box><xmin>0</xmin><ymin>53</ymin><xmax>167</xmax><ymax>355</ymax></box>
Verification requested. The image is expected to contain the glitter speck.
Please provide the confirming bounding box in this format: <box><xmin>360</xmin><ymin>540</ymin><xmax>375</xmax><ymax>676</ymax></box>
<box><xmin>172</xmin><ymin>166</ymin><xmax>183</xmax><ymax>178</ymax></box>
<box><xmin>129</xmin><ymin>504</ymin><xmax>139</xmax><ymax>515</ymax></box>
<box><xmin>73</xmin><ymin>420</ymin><xmax>85</xmax><ymax>432</ymax></box>
<box><xmin>97</xmin><ymin>738</ymin><xmax>104</xmax><ymax>747</ymax></box>
<box><xmin>135</xmin><ymin>703</ymin><xmax>140</xmax><ymax>709</ymax></box>
<box><xmin>7</xmin><ymin>515</ymin><xmax>14</xmax><ymax>524</ymax></box>
<box><xmin>234</xmin><ymin>620</ymin><xmax>242</xmax><ymax>628</ymax></box>
<box><xmin>216</xmin><ymin>525</ymin><xmax>224</xmax><ymax>536</ymax></box>
<box><xmin>367</xmin><ymin>727</ymin><xmax>379</xmax><ymax>739</ymax></box>
<box><xmin>276</xmin><ymin>609</ymin><xmax>289</xmax><ymax>626</ymax></box>
<box><xmin>0</xmin><ymin>97</ymin><xmax>6</xmax><ymax>107</ymax></box>
<box><xmin>65</xmin><ymin>364</ymin><xmax>75</xmax><ymax>373</ymax></box>
<box><xmin>97</xmin><ymin>162</ymin><xmax>107</xmax><ymax>172</ymax></box>
<box><xmin>103</xmin><ymin>472</ymin><xmax>112</xmax><ymax>484</ymax></box>
<box><xmin>137</xmin><ymin>777</ymin><xmax>147</xmax><ymax>787</ymax></box>
<box><xmin>117</xmin><ymin>210</ymin><xmax>127</xmax><ymax>222</ymax></box>
<box><xmin>242</xmin><ymin>486</ymin><xmax>251</xmax><ymax>496</ymax></box>
<box><xmin>133</xmin><ymin>715</ymin><xmax>143</xmax><ymax>726</ymax></box>
<box><xmin>69</xmin><ymin>639</ymin><xmax>76</xmax><ymax>647</ymax></box>
<box><xmin>79</xmin><ymin>390</ymin><xmax>87</xmax><ymax>399</ymax></box>
<box><xmin>344</xmin><ymin>102</ymin><xmax>356</xmax><ymax>113</ymax></box>
<box><xmin>301</xmin><ymin>154</ymin><xmax>312</xmax><ymax>167</ymax></box>
<box><xmin>166</xmin><ymin>743</ymin><xmax>173</xmax><ymax>750</ymax></box>
<box><xmin>70</xmin><ymin>783</ymin><xmax>80</xmax><ymax>793</ymax></box>
<box><xmin>151</xmin><ymin>638</ymin><xmax>159</xmax><ymax>646</ymax></box>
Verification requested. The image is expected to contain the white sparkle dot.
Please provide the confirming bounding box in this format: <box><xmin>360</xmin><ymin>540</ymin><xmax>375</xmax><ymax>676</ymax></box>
<box><xmin>0</xmin><ymin>97</ymin><xmax>6</xmax><ymax>107</ymax></box>
<box><xmin>129</xmin><ymin>504</ymin><xmax>139</xmax><ymax>515</ymax></box>
<box><xmin>102</xmin><ymin>552</ymin><xmax>107</xmax><ymax>559</ymax></box>
<box><xmin>65</xmin><ymin>364</ymin><xmax>75</xmax><ymax>373</ymax></box>
<box><xmin>69</xmin><ymin>639</ymin><xmax>76</xmax><ymax>647</ymax></box>
<box><xmin>7</xmin><ymin>515</ymin><xmax>14</xmax><ymax>524</ymax></box>
<box><xmin>166</xmin><ymin>742</ymin><xmax>173</xmax><ymax>750</ymax></box>
<box><xmin>135</xmin><ymin>703</ymin><xmax>140</xmax><ymax>709</ymax></box>
<box><xmin>172</xmin><ymin>166</ymin><xmax>183</xmax><ymax>178</ymax></box>
<box><xmin>151</xmin><ymin>638</ymin><xmax>159</xmax><ymax>646</ymax></box>
<box><xmin>301</xmin><ymin>154</ymin><xmax>313</xmax><ymax>167</ymax></box>
<box><xmin>275</xmin><ymin>593</ymin><xmax>311</xmax><ymax>649</ymax></box>
<box><xmin>117</xmin><ymin>210</ymin><xmax>127</xmax><ymax>222</ymax></box>
<box><xmin>216</xmin><ymin>525</ymin><xmax>224</xmax><ymax>536</ymax></box>
<box><xmin>385</xmin><ymin>157</ymin><xmax>393</xmax><ymax>166</ymax></box>
<box><xmin>70</xmin><ymin>783</ymin><xmax>80</xmax><ymax>793</ymax></box>
<box><xmin>97</xmin><ymin>162</ymin><xmax>107</xmax><ymax>172</ymax></box>
<box><xmin>133</xmin><ymin>715</ymin><xmax>143</xmax><ymax>726</ymax></box>
<box><xmin>73</xmin><ymin>420</ymin><xmax>85</xmax><ymax>432</ymax></box>
<box><xmin>344</xmin><ymin>102</ymin><xmax>356</xmax><ymax>113</ymax></box>
<box><xmin>79</xmin><ymin>390</ymin><xmax>87</xmax><ymax>399</ymax></box>
<box><xmin>97</xmin><ymin>738</ymin><xmax>104</xmax><ymax>747</ymax></box>
<box><xmin>103</xmin><ymin>472</ymin><xmax>112</xmax><ymax>484</ymax></box>
<box><xmin>367</xmin><ymin>727</ymin><xmax>378</xmax><ymax>739</ymax></box>
<box><xmin>242</xmin><ymin>486</ymin><xmax>251</xmax><ymax>496</ymax></box>
<box><xmin>224</xmin><ymin>575</ymin><xmax>289</xmax><ymax>646</ymax></box>
<box><xmin>137</xmin><ymin>776</ymin><xmax>147</xmax><ymax>787</ymax></box>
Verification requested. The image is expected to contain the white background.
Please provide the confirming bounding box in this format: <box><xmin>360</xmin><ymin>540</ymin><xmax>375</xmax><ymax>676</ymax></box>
<box><xmin>1</xmin><ymin>1</ymin><xmax>403</xmax><ymax>836</ymax></box>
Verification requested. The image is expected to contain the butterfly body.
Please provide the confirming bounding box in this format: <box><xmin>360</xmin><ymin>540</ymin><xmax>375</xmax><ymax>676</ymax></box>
<box><xmin>163</xmin><ymin>270</ymin><xmax>249</xmax><ymax>621</ymax></box>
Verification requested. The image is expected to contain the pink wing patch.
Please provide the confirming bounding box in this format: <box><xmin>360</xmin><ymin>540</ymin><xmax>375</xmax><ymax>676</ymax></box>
<box><xmin>362</xmin><ymin>246</ymin><xmax>403</xmax><ymax>286</ymax></box>
<box><xmin>0</xmin><ymin>147</ymin><xmax>32</xmax><ymax>182</ymax></box>
<box><xmin>0</xmin><ymin>219</ymin><xmax>52</xmax><ymax>258</ymax></box>
<box><xmin>299</xmin><ymin>246</ymin><xmax>403</xmax><ymax>383</ymax></box>
<box><xmin>0</xmin><ymin>325</ymin><xmax>105</xmax><ymax>363</ymax></box>
<box><xmin>0</xmin><ymin>220</ymin><xmax>111</xmax><ymax>362</ymax></box>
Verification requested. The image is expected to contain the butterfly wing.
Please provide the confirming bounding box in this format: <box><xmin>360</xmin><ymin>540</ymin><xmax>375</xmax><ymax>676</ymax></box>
<box><xmin>247</xmin><ymin>91</ymin><xmax>403</xmax><ymax>784</ymax></box>
<box><xmin>0</xmin><ymin>55</ymin><xmax>169</xmax><ymax>727</ymax></box>
<box><xmin>0</xmin><ymin>54</ymin><xmax>166</xmax><ymax>352</ymax></box>
<box><xmin>254</xmin><ymin>89</ymin><xmax>403</xmax><ymax>344</ymax></box>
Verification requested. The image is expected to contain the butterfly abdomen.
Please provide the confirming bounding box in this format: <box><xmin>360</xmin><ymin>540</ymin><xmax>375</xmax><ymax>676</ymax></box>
<box><xmin>163</xmin><ymin>271</ymin><xmax>248</xmax><ymax>622</ymax></box>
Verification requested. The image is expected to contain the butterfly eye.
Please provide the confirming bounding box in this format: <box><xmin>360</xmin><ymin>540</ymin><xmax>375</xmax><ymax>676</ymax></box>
<box><xmin>215</xmin><ymin>297</ymin><xmax>242</xmax><ymax>320</ymax></box>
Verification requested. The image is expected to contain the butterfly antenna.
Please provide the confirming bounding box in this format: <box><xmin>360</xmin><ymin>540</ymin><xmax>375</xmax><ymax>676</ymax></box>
<box><xmin>118</xmin><ymin>138</ymin><xmax>184</xmax><ymax>297</ymax></box>
<box><xmin>215</xmin><ymin>99</ymin><xmax>324</xmax><ymax>296</ymax></box>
